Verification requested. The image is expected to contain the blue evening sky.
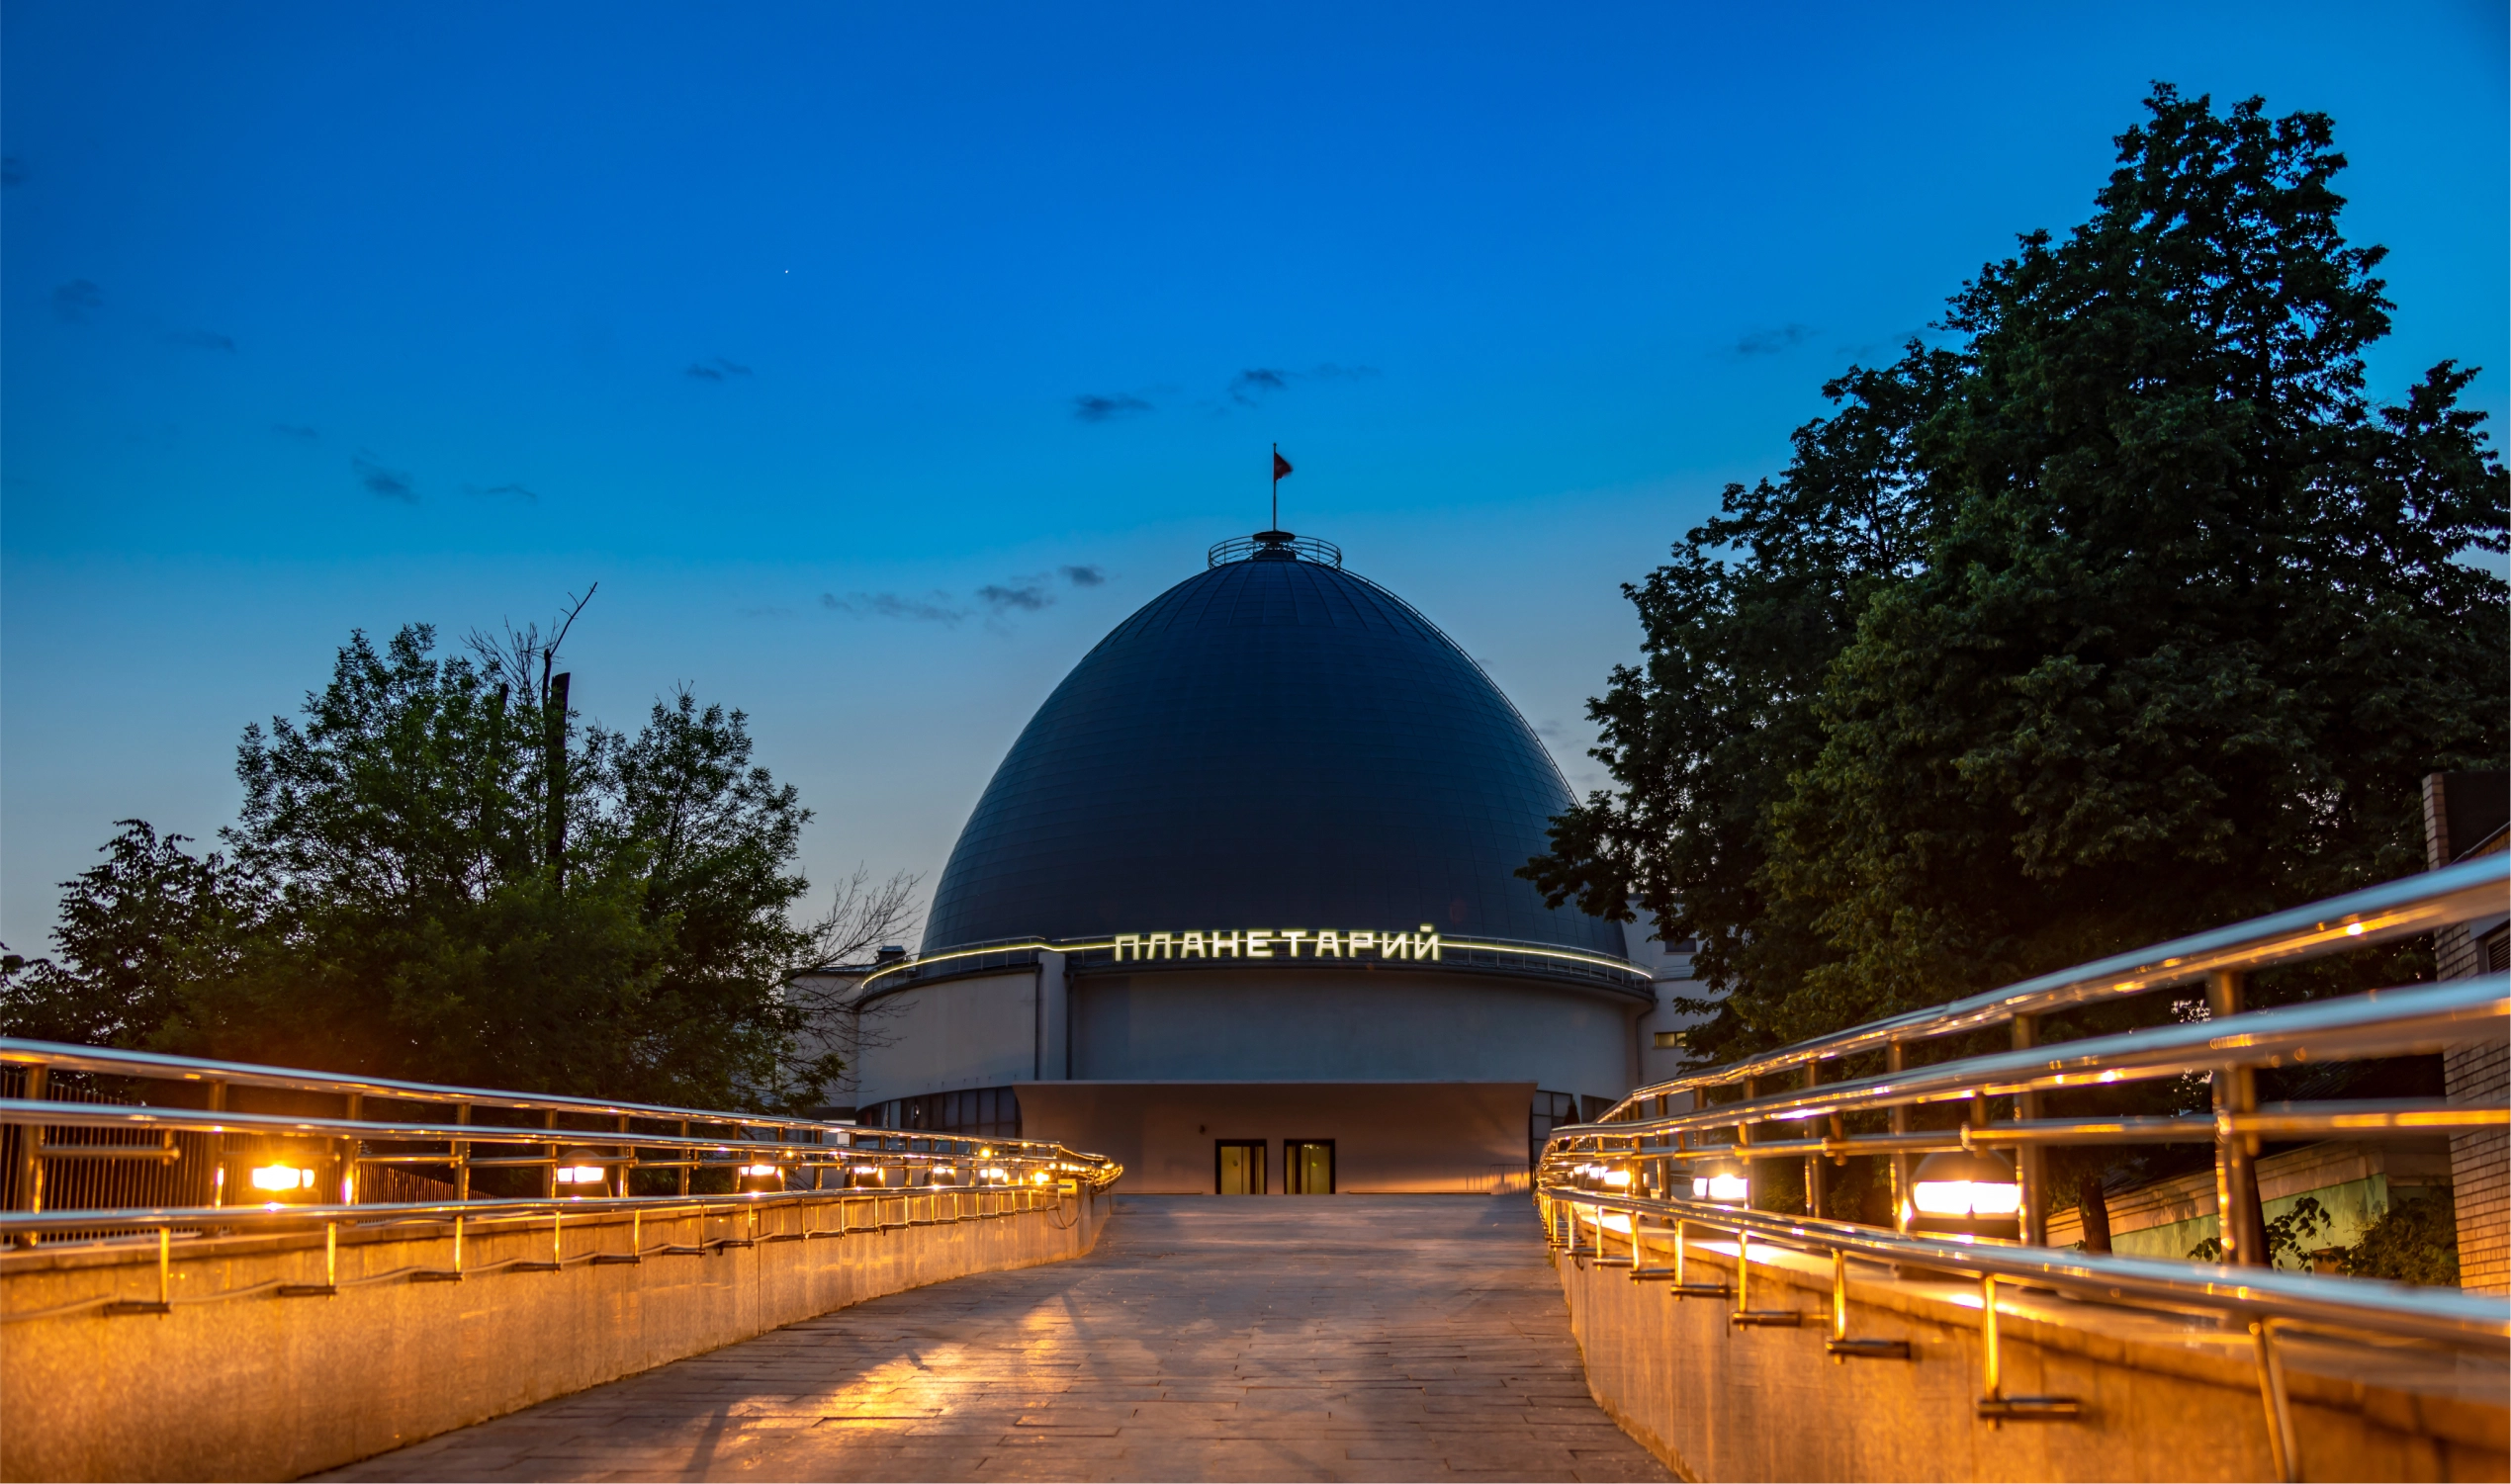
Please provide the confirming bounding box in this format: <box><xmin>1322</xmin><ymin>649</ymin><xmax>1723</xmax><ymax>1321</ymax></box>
<box><xmin>4</xmin><ymin>2</ymin><xmax>2504</xmax><ymax>953</ymax></box>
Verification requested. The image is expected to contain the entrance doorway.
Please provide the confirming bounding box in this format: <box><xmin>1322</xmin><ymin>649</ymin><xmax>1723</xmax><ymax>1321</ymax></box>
<box><xmin>1215</xmin><ymin>1140</ymin><xmax>1267</xmax><ymax>1194</ymax></box>
<box><xmin>1285</xmin><ymin>1140</ymin><xmax>1334</xmax><ymax>1194</ymax></box>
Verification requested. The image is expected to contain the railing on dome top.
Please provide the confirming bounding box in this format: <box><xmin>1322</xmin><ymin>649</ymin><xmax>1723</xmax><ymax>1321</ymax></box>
<box><xmin>0</xmin><ymin>1040</ymin><xmax>1121</xmax><ymax>1319</ymax></box>
<box><xmin>1208</xmin><ymin>533</ymin><xmax>1343</xmax><ymax>567</ymax></box>
<box><xmin>1536</xmin><ymin>852</ymin><xmax>2508</xmax><ymax>1459</ymax></box>
<box><xmin>856</xmin><ymin>929</ymin><xmax>1656</xmax><ymax>999</ymax></box>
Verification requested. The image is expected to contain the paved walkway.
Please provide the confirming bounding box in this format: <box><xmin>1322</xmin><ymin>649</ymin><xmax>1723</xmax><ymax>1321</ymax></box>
<box><xmin>327</xmin><ymin>1194</ymin><xmax>1671</xmax><ymax>1482</ymax></box>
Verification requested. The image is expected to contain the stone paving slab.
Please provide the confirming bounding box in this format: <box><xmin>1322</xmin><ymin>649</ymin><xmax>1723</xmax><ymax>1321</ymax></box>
<box><xmin>323</xmin><ymin>1195</ymin><xmax>1671</xmax><ymax>1483</ymax></box>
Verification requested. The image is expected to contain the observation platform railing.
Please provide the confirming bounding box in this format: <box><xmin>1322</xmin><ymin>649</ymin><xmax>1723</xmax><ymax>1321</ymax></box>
<box><xmin>1538</xmin><ymin>854</ymin><xmax>2508</xmax><ymax>1474</ymax></box>
<box><xmin>0</xmin><ymin>1040</ymin><xmax>1120</xmax><ymax>1318</ymax></box>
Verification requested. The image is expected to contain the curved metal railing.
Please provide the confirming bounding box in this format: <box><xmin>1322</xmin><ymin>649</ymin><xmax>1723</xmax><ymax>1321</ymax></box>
<box><xmin>0</xmin><ymin>1039</ymin><xmax>1122</xmax><ymax>1319</ymax></box>
<box><xmin>1538</xmin><ymin>855</ymin><xmax>2509</xmax><ymax>1459</ymax></box>
<box><xmin>1207</xmin><ymin>533</ymin><xmax>1343</xmax><ymax>567</ymax></box>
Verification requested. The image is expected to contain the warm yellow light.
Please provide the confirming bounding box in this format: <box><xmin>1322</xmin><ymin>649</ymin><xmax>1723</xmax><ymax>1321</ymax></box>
<box><xmin>557</xmin><ymin>1165</ymin><xmax>605</xmax><ymax>1184</ymax></box>
<box><xmin>1913</xmin><ymin>1179</ymin><xmax>2021</xmax><ymax>1218</ymax></box>
<box><xmin>1693</xmin><ymin>1174</ymin><xmax>1749</xmax><ymax>1203</ymax></box>
<box><xmin>981</xmin><ymin>1167</ymin><xmax>1009</xmax><ymax>1182</ymax></box>
<box><xmin>1031</xmin><ymin>1171</ymin><xmax>1050</xmax><ymax>1184</ymax></box>
<box><xmin>249</xmin><ymin>1165</ymin><xmax>314</xmax><ymax>1192</ymax></box>
<box><xmin>1602</xmin><ymin>1170</ymin><xmax>1632</xmax><ymax>1188</ymax></box>
<box><xmin>741</xmin><ymin>1164</ymin><xmax>779</xmax><ymax>1178</ymax></box>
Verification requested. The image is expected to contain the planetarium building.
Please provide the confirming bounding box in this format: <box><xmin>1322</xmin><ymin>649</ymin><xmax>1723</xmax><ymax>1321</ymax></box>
<box><xmin>845</xmin><ymin>530</ymin><xmax>1672</xmax><ymax>1192</ymax></box>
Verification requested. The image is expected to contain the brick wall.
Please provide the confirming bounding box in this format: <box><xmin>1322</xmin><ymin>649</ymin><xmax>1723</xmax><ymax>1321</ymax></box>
<box><xmin>2427</xmin><ymin>771</ymin><xmax>2510</xmax><ymax>1295</ymax></box>
<box><xmin>2446</xmin><ymin>1033</ymin><xmax>2509</xmax><ymax>1295</ymax></box>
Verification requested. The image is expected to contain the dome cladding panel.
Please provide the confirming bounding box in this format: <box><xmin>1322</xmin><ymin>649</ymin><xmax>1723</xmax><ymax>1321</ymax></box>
<box><xmin>923</xmin><ymin>553</ymin><xmax>1624</xmax><ymax>958</ymax></box>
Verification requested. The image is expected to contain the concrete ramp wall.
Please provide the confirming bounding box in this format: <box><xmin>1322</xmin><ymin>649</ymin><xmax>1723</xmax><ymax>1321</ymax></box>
<box><xmin>1557</xmin><ymin>1236</ymin><xmax>2507</xmax><ymax>1482</ymax></box>
<box><xmin>0</xmin><ymin>1190</ymin><xmax>1107</xmax><ymax>1482</ymax></box>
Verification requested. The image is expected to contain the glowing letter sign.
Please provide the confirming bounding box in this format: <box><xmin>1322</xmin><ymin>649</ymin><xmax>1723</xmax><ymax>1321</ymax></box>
<box><xmin>1112</xmin><ymin>925</ymin><xmax>1442</xmax><ymax>963</ymax></box>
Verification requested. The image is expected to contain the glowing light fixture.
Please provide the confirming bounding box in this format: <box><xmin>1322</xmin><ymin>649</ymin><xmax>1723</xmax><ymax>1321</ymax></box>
<box><xmin>1690</xmin><ymin>1158</ymin><xmax>1749</xmax><ymax>1205</ymax></box>
<box><xmin>1907</xmin><ymin>1149</ymin><xmax>2021</xmax><ymax>1238</ymax></box>
<box><xmin>249</xmin><ymin>1164</ymin><xmax>316</xmax><ymax>1193</ymax></box>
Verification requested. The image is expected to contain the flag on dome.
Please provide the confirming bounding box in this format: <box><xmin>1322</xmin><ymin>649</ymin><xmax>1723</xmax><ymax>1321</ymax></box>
<box><xmin>1273</xmin><ymin>449</ymin><xmax>1293</xmax><ymax>480</ymax></box>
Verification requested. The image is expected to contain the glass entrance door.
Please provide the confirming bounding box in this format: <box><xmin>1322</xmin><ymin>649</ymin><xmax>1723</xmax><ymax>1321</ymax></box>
<box><xmin>1215</xmin><ymin>1140</ymin><xmax>1267</xmax><ymax>1194</ymax></box>
<box><xmin>1285</xmin><ymin>1140</ymin><xmax>1334</xmax><ymax>1194</ymax></box>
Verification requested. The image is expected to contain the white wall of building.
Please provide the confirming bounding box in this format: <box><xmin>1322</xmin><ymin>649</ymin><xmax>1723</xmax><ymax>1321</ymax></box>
<box><xmin>852</xmin><ymin>962</ymin><xmax>1642</xmax><ymax>1111</ymax></box>
<box><xmin>1625</xmin><ymin>912</ymin><xmax>1720</xmax><ymax>1090</ymax></box>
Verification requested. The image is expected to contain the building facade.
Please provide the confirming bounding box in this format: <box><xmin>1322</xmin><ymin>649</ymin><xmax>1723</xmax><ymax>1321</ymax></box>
<box><xmin>844</xmin><ymin>531</ymin><xmax>1660</xmax><ymax>1191</ymax></box>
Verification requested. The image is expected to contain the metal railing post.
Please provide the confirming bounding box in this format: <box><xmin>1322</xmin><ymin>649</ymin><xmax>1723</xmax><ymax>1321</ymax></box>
<box><xmin>340</xmin><ymin>1092</ymin><xmax>362</xmax><ymax>1206</ymax></box>
<box><xmin>2013</xmin><ymin>1015</ymin><xmax>2046</xmax><ymax>1246</ymax></box>
<box><xmin>11</xmin><ymin>1064</ymin><xmax>47</xmax><ymax>1244</ymax></box>
<box><xmin>1803</xmin><ymin>1059</ymin><xmax>1827</xmax><ymax>1219</ymax></box>
<box><xmin>1738</xmin><ymin>1077</ymin><xmax>1758</xmax><ymax>1210</ymax></box>
<box><xmin>1885</xmin><ymin>1043</ymin><xmax>1910</xmax><ymax>1233</ymax></box>
<box><xmin>2210</xmin><ymin>970</ymin><xmax>2269</xmax><ymax>1266</ymax></box>
<box><xmin>206</xmin><ymin>1078</ymin><xmax>227</xmax><ymax>1209</ymax></box>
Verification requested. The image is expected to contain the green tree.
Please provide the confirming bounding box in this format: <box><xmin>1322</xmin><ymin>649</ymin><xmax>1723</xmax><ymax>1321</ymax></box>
<box><xmin>0</xmin><ymin>822</ymin><xmax>240</xmax><ymax>1048</ymax></box>
<box><xmin>4</xmin><ymin>614</ymin><xmax>914</xmax><ymax>1109</ymax></box>
<box><xmin>1526</xmin><ymin>85</ymin><xmax>2507</xmax><ymax>1059</ymax></box>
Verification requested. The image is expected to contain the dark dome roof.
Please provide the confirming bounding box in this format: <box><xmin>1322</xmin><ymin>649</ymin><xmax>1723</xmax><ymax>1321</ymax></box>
<box><xmin>922</xmin><ymin>538</ymin><xmax>1625</xmax><ymax>960</ymax></box>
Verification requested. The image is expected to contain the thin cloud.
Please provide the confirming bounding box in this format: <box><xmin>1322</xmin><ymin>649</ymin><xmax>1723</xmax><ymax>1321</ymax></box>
<box><xmin>2</xmin><ymin>156</ymin><xmax>27</xmax><ymax>188</ymax></box>
<box><xmin>1060</xmin><ymin>565</ymin><xmax>1107</xmax><ymax>587</ymax></box>
<box><xmin>164</xmin><ymin>329</ymin><xmax>235</xmax><ymax>352</ymax></box>
<box><xmin>978</xmin><ymin>580</ymin><xmax>1052</xmax><ymax>614</ymax></box>
<box><xmin>1223</xmin><ymin>363</ymin><xmax>1379</xmax><ymax>408</ymax></box>
<box><xmin>464</xmin><ymin>481</ymin><xmax>538</xmax><ymax>502</ymax></box>
<box><xmin>1228</xmin><ymin>368</ymin><xmax>1291</xmax><ymax>405</ymax></box>
<box><xmin>272</xmin><ymin>424</ymin><xmax>319</xmax><ymax>443</ymax></box>
<box><xmin>685</xmin><ymin>356</ymin><xmax>754</xmax><ymax>382</ymax></box>
<box><xmin>822</xmin><ymin>590</ymin><xmax>969</xmax><ymax>625</ymax></box>
<box><xmin>351</xmin><ymin>453</ymin><xmax>416</xmax><ymax>503</ymax></box>
<box><xmin>1072</xmin><ymin>393</ymin><xmax>1152</xmax><ymax>423</ymax></box>
<box><xmin>50</xmin><ymin>280</ymin><xmax>102</xmax><ymax>324</ymax></box>
<box><xmin>1733</xmin><ymin>323</ymin><xmax>1815</xmax><ymax>357</ymax></box>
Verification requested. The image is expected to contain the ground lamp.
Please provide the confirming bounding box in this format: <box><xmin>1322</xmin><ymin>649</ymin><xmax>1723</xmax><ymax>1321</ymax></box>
<box><xmin>1690</xmin><ymin>1157</ymin><xmax>1749</xmax><ymax>1206</ymax></box>
<box><xmin>1906</xmin><ymin>1149</ymin><xmax>2021</xmax><ymax>1240</ymax></box>
<box><xmin>736</xmin><ymin>1161</ymin><xmax>784</xmax><ymax>1194</ymax></box>
<box><xmin>556</xmin><ymin>1150</ymin><xmax>609</xmax><ymax>1194</ymax></box>
<box><xmin>246</xmin><ymin>1158</ymin><xmax>321</xmax><ymax>1202</ymax></box>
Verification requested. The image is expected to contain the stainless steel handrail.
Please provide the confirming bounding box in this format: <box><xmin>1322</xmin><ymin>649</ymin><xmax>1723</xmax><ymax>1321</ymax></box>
<box><xmin>1540</xmin><ymin>855</ymin><xmax>2510</xmax><ymax>1455</ymax></box>
<box><xmin>0</xmin><ymin>1038</ymin><xmax>1124</xmax><ymax>1265</ymax></box>
<box><xmin>1618</xmin><ymin>854</ymin><xmax>2509</xmax><ymax>1102</ymax></box>
<box><xmin>0</xmin><ymin>1038</ymin><xmax>844</xmax><ymax>1130</ymax></box>
<box><xmin>1559</xmin><ymin>1189</ymin><xmax>2508</xmax><ymax>1351</ymax></box>
<box><xmin>0</xmin><ymin>1099</ymin><xmax>1094</xmax><ymax>1167</ymax></box>
<box><xmin>1583</xmin><ymin>975</ymin><xmax>2506</xmax><ymax>1140</ymax></box>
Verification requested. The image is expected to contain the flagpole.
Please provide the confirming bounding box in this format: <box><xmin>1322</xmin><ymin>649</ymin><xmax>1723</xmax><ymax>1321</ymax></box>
<box><xmin>1271</xmin><ymin>442</ymin><xmax>1279</xmax><ymax>531</ymax></box>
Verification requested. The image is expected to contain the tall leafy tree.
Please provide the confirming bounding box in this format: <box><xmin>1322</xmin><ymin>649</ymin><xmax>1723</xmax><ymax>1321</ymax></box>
<box><xmin>1528</xmin><ymin>86</ymin><xmax>2507</xmax><ymax>1060</ymax></box>
<box><xmin>5</xmin><ymin>615</ymin><xmax>914</xmax><ymax>1108</ymax></box>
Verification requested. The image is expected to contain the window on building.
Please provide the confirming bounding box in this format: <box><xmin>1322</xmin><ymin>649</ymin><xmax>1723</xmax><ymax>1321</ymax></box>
<box><xmin>1215</xmin><ymin>1140</ymin><xmax>1266</xmax><ymax>1195</ymax></box>
<box><xmin>1530</xmin><ymin>1091</ymin><xmax>1577</xmax><ymax>1171</ymax></box>
<box><xmin>855</xmin><ymin>1086</ymin><xmax>1022</xmax><ymax>1138</ymax></box>
<box><xmin>1286</xmin><ymin>1140</ymin><xmax>1334</xmax><ymax>1194</ymax></box>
